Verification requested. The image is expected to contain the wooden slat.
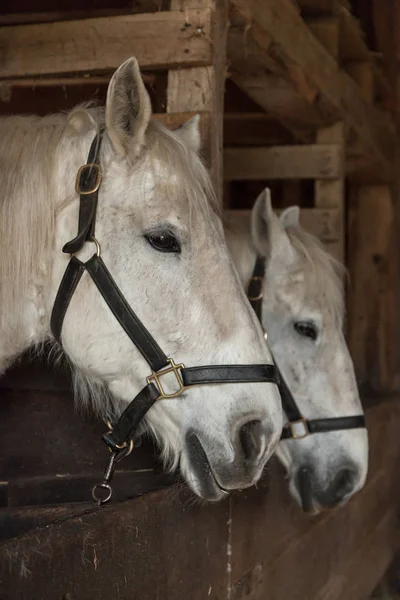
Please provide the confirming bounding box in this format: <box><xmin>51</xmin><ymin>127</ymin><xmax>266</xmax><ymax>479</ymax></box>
<box><xmin>223</xmin><ymin>113</ymin><xmax>295</xmax><ymax>146</ymax></box>
<box><xmin>226</xmin><ymin>207</ymin><xmax>341</xmax><ymax>247</ymax></box>
<box><xmin>0</xmin><ymin>488</ymin><xmax>230</xmax><ymax>600</ymax></box>
<box><xmin>307</xmin><ymin>17</ymin><xmax>339</xmax><ymax>59</ymax></box>
<box><xmin>0</xmin><ymin>3</ymin><xmax>165</xmax><ymax>25</ymax></box>
<box><xmin>0</xmin><ymin>10</ymin><xmax>212</xmax><ymax>78</ymax></box>
<box><xmin>1</xmin><ymin>400</ymin><xmax>398</xmax><ymax>599</ymax></box>
<box><xmin>224</xmin><ymin>145</ymin><xmax>343</xmax><ymax>181</ymax></box>
<box><xmin>347</xmin><ymin>185</ymin><xmax>400</xmax><ymax>394</ymax></box>
<box><xmin>296</xmin><ymin>0</ymin><xmax>335</xmax><ymax>15</ymax></box>
<box><xmin>228</xmin><ymin>0</ymin><xmax>395</xmax><ymax>181</ymax></box>
<box><xmin>315</xmin><ymin>122</ymin><xmax>345</xmax><ymax>262</ymax></box>
<box><xmin>337</xmin><ymin>5</ymin><xmax>370</xmax><ymax>63</ymax></box>
<box><xmin>0</xmin><ymin>73</ymin><xmax>155</xmax><ymax>88</ymax></box>
<box><xmin>345</xmin><ymin>61</ymin><xmax>375</xmax><ymax>104</ymax></box>
<box><xmin>167</xmin><ymin>0</ymin><xmax>228</xmax><ymax>204</ymax></box>
<box><xmin>229</xmin><ymin>400</ymin><xmax>400</xmax><ymax>600</ymax></box>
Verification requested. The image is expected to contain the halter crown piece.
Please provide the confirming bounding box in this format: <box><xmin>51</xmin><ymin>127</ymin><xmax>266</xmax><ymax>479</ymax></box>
<box><xmin>247</xmin><ymin>256</ymin><xmax>366</xmax><ymax>441</ymax></box>
<box><xmin>51</xmin><ymin>132</ymin><xmax>280</xmax><ymax>505</ymax></box>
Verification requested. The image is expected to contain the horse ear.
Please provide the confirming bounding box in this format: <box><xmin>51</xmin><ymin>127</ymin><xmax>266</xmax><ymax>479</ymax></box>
<box><xmin>251</xmin><ymin>188</ymin><xmax>296</xmax><ymax>269</ymax></box>
<box><xmin>177</xmin><ymin>114</ymin><xmax>202</xmax><ymax>154</ymax></box>
<box><xmin>280</xmin><ymin>206</ymin><xmax>300</xmax><ymax>230</ymax></box>
<box><xmin>105</xmin><ymin>57</ymin><xmax>152</xmax><ymax>156</ymax></box>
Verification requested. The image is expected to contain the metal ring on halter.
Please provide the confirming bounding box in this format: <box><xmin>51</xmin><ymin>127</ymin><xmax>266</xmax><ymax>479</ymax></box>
<box><xmin>69</xmin><ymin>236</ymin><xmax>101</xmax><ymax>258</ymax></box>
<box><xmin>89</xmin><ymin>237</ymin><xmax>101</xmax><ymax>257</ymax></box>
<box><xmin>104</xmin><ymin>420</ymin><xmax>135</xmax><ymax>454</ymax></box>
<box><xmin>92</xmin><ymin>482</ymin><xmax>113</xmax><ymax>505</ymax></box>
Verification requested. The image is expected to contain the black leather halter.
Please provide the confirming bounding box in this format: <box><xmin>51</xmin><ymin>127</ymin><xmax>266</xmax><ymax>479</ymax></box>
<box><xmin>50</xmin><ymin>133</ymin><xmax>280</xmax><ymax>501</ymax></box>
<box><xmin>247</xmin><ymin>256</ymin><xmax>366</xmax><ymax>440</ymax></box>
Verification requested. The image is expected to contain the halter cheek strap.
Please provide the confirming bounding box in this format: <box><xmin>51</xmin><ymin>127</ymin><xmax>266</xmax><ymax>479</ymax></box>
<box><xmin>50</xmin><ymin>133</ymin><xmax>280</xmax><ymax>503</ymax></box>
<box><xmin>247</xmin><ymin>255</ymin><xmax>366</xmax><ymax>440</ymax></box>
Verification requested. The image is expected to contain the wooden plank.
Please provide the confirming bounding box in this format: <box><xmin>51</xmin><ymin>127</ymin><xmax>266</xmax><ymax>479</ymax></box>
<box><xmin>0</xmin><ymin>73</ymin><xmax>155</xmax><ymax>88</ymax></box>
<box><xmin>224</xmin><ymin>145</ymin><xmax>343</xmax><ymax>181</ymax></box>
<box><xmin>0</xmin><ymin>3</ymin><xmax>165</xmax><ymax>25</ymax></box>
<box><xmin>227</xmin><ymin>207</ymin><xmax>341</xmax><ymax>246</ymax></box>
<box><xmin>0</xmin><ymin>382</ymin><xmax>174</xmax><ymax>508</ymax></box>
<box><xmin>223</xmin><ymin>113</ymin><xmax>295</xmax><ymax>147</ymax></box>
<box><xmin>0</xmin><ymin>488</ymin><xmax>229</xmax><ymax>600</ymax></box>
<box><xmin>0</xmin><ymin>10</ymin><xmax>212</xmax><ymax>78</ymax></box>
<box><xmin>347</xmin><ymin>185</ymin><xmax>400</xmax><ymax>394</ymax></box>
<box><xmin>167</xmin><ymin>0</ymin><xmax>228</xmax><ymax>204</ymax></box>
<box><xmin>337</xmin><ymin>5</ymin><xmax>370</xmax><ymax>63</ymax></box>
<box><xmin>228</xmin><ymin>10</ymin><xmax>326</xmax><ymax>137</ymax></box>
<box><xmin>228</xmin><ymin>0</ymin><xmax>395</xmax><ymax>181</ymax></box>
<box><xmin>296</xmin><ymin>0</ymin><xmax>335</xmax><ymax>15</ymax></box>
<box><xmin>315</xmin><ymin>510</ymin><xmax>397</xmax><ymax>600</ymax></box>
<box><xmin>307</xmin><ymin>17</ymin><xmax>339</xmax><ymax>59</ymax></box>
<box><xmin>315</xmin><ymin>122</ymin><xmax>345</xmax><ymax>262</ymax></box>
<box><xmin>345</xmin><ymin>61</ymin><xmax>375</xmax><ymax>104</ymax></box>
<box><xmin>229</xmin><ymin>400</ymin><xmax>400</xmax><ymax>600</ymax></box>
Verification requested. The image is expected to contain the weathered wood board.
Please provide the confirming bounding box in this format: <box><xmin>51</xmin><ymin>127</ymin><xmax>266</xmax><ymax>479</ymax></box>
<box><xmin>0</xmin><ymin>398</ymin><xmax>398</xmax><ymax>600</ymax></box>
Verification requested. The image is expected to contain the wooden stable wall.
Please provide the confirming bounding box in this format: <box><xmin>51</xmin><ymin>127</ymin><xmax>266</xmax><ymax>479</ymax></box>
<box><xmin>1</xmin><ymin>391</ymin><xmax>399</xmax><ymax>600</ymax></box>
<box><xmin>1</xmin><ymin>1</ymin><xmax>400</xmax><ymax>599</ymax></box>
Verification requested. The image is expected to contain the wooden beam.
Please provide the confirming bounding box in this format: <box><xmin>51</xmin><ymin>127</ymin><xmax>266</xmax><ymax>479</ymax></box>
<box><xmin>167</xmin><ymin>0</ymin><xmax>228</xmax><ymax>204</ymax></box>
<box><xmin>224</xmin><ymin>145</ymin><xmax>343</xmax><ymax>181</ymax></box>
<box><xmin>345</xmin><ymin>61</ymin><xmax>375</xmax><ymax>104</ymax></box>
<box><xmin>0</xmin><ymin>73</ymin><xmax>156</xmax><ymax>88</ymax></box>
<box><xmin>230</xmin><ymin>400</ymin><xmax>400</xmax><ymax>600</ymax></box>
<box><xmin>0</xmin><ymin>3</ymin><xmax>164</xmax><ymax>25</ymax></box>
<box><xmin>296</xmin><ymin>0</ymin><xmax>335</xmax><ymax>15</ymax></box>
<box><xmin>315</xmin><ymin>122</ymin><xmax>345</xmax><ymax>262</ymax></box>
<box><xmin>0</xmin><ymin>10</ymin><xmax>212</xmax><ymax>78</ymax></box>
<box><xmin>307</xmin><ymin>17</ymin><xmax>339</xmax><ymax>59</ymax></box>
<box><xmin>226</xmin><ymin>207</ymin><xmax>341</xmax><ymax>247</ymax></box>
<box><xmin>228</xmin><ymin>0</ymin><xmax>395</xmax><ymax>181</ymax></box>
<box><xmin>223</xmin><ymin>113</ymin><xmax>295</xmax><ymax>146</ymax></box>
<box><xmin>337</xmin><ymin>5</ymin><xmax>370</xmax><ymax>63</ymax></box>
<box><xmin>347</xmin><ymin>185</ymin><xmax>400</xmax><ymax>394</ymax></box>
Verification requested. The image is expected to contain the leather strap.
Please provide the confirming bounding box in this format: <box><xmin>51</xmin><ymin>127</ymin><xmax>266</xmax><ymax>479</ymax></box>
<box><xmin>85</xmin><ymin>254</ymin><xmax>168</xmax><ymax>372</ymax></box>
<box><xmin>276</xmin><ymin>364</ymin><xmax>303</xmax><ymax>422</ymax></box>
<box><xmin>51</xmin><ymin>257</ymin><xmax>86</xmax><ymax>343</ymax></box>
<box><xmin>52</xmin><ymin>133</ymin><xmax>282</xmax><ymax>456</ymax></box>
<box><xmin>248</xmin><ymin>255</ymin><xmax>367</xmax><ymax>438</ymax></box>
<box><xmin>104</xmin><ymin>364</ymin><xmax>280</xmax><ymax>450</ymax></box>
<box><xmin>62</xmin><ymin>132</ymin><xmax>103</xmax><ymax>255</ymax></box>
<box><xmin>103</xmin><ymin>383</ymin><xmax>161</xmax><ymax>450</ymax></box>
<box><xmin>281</xmin><ymin>415</ymin><xmax>366</xmax><ymax>439</ymax></box>
<box><xmin>182</xmin><ymin>364</ymin><xmax>279</xmax><ymax>386</ymax></box>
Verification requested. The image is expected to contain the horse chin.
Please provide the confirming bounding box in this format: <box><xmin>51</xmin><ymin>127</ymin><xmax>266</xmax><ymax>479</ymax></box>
<box><xmin>183</xmin><ymin>432</ymin><xmax>230</xmax><ymax>502</ymax></box>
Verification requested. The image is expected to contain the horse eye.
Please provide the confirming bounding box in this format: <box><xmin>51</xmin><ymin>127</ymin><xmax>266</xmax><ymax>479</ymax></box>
<box><xmin>145</xmin><ymin>230</ymin><xmax>181</xmax><ymax>253</ymax></box>
<box><xmin>294</xmin><ymin>321</ymin><xmax>318</xmax><ymax>341</ymax></box>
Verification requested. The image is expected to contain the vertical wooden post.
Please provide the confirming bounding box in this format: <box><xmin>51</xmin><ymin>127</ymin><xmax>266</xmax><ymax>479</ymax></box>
<box><xmin>314</xmin><ymin>122</ymin><xmax>345</xmax><ymax>262</ymax></box>
<box><xmin>167</xmin><ymin>0</ymin><xmax>228</xmax><ymax>205</ymax></box>
<box><xmin>347</xmin><ymin>185</ymin><xmax>399</xmax><ymax>393</ymax></box>
<box><xmin>346</xmin><ymin>0</ymin><xmax>400</xmax><ymax>395</ymax></box>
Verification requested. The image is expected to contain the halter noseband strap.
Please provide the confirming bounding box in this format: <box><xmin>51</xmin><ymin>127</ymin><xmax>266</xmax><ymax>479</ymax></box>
<box><xmin>51</xmin><ymin>133</ymin><xmax>280</xmax><ymax>456</ymax></box>
<box><xmin>247</xmin><ymin>255</ymin><xmax>366</xmax><ymax>440</ymax></box>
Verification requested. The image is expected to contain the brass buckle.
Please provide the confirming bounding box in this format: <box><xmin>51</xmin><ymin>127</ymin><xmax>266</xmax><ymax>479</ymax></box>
<box><xmin>248</xmin><ymin>276</ymin><xmax>264</xmax><ymax>302</ymax></box>
<box><xmin>147</xmin><ymin>358</ymin><xmax>186</xmax><ymax>399</ymax></box>
<box><xmin>288</xmin><ymin>418</ymin><xmax>309</xmax><ymax>439</ymax></box>
<box><xmin>75</xmin><ymin>163</ymin><xmax>102</xmax><ymax>195</ymax></box>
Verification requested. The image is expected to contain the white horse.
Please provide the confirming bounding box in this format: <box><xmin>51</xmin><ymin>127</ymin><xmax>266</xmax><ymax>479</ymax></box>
<box><xmin>225</xmin><ymin>189</ymin><xmax>368</xmax><ymax>513</ymax></box>
<box><xmin>0</xmin><ymin>58</ymin><xmax>283</xmax><ymax>502</ymax></box>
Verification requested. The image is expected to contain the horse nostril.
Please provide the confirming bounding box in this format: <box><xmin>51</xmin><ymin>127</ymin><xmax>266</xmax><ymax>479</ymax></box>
<box><xmin>327</xmin><ymin>468</ymin><xmax>356</xmax><ymax>504</ymax></box>
<box><xmin>239</xmin><ymin>419</ymin><xmax>263</xmax><ymax>461</ymax></box>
